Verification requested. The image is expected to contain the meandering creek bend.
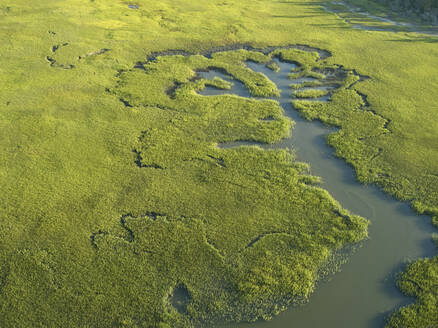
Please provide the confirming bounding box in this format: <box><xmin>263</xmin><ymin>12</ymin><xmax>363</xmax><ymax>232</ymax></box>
<box><xmin>197</xmin><ymin>59</ymin><xmax>436</xmax><ymax>328</ymax></box>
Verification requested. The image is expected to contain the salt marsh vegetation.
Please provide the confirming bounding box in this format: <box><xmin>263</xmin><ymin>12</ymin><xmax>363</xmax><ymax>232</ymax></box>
<box><xmin>0</xmin><ymin>0</ymin><xmax>437</xmax><ymax>327</ymax></box>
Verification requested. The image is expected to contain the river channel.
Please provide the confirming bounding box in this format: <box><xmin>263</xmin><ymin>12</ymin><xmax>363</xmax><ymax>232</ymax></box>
<box><xmin>197</xmin><ymin>58</ymin><xmax>436</xmax><ymax>328</ymax></box>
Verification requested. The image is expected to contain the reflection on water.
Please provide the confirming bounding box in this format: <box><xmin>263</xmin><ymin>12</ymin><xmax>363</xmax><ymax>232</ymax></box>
<box><xmin>197</xmin><ymin>58</ymin><xmax>435</xmax><ymax>328</ymax></box>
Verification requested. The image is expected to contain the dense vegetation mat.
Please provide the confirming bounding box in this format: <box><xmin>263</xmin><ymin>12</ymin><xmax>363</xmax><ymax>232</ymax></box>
<box><xmin>0</xmin><ymin>0</ymin><xmax>437</xmax><ymax>326</ymax></box>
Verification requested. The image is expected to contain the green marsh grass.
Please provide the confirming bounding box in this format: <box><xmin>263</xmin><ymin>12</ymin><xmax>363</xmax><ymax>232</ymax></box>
<box><xmin>0</xmin><ymin>0</ymin><xmax>437</xmax><ymax>326</ymax></box>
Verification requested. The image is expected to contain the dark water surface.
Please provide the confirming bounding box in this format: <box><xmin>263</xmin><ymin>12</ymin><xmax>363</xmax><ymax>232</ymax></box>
<box><xmin>198</xmin><ymin>59</ymin><xmax>436</xmax><ymax>328</ymax></box>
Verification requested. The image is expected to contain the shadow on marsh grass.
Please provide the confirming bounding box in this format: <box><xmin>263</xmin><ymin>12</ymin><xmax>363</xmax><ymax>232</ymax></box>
<box><xmin>272</xmin><ymin>1</ymin><xmax>345</xmax><ymax>25</ymax></box>
<box><xmin>279</xmin><ymin>1</ymin><xmax>396</xmax><ymax>31</ymax></box>
<box><xmin>387</xmin><ymin>36</ymin><xmax>438</xmax><ymax>43</ymax></box>
<box><xmin>290</xmin><ymin>0</ymin><xmax>438</xmax><ymax>37</ymax></box>
<box><xmin>279</xmin><ymin>1</ymin><xmax>327</xmax><ymax>6</ymax></box>
<box><xmin>309</xmin><ymin>23</ymin><xmax>353</xmax><ymax>29</ymax></box>
<box><xmin>275</xmin><ymin>1</ymin><xmax>328</xmax><ymax>13</ymax></box>
<box><xmin>272</xmin><ymin>15</ymin><xmax>322</xmax><ymax>19</ymax></box>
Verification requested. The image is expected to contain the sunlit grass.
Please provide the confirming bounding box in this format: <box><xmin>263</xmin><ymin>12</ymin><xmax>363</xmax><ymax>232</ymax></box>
<box><xmin>0</xmin><ymin>0</ymin><xmax>437</xmax><ymax>326</ymax></box>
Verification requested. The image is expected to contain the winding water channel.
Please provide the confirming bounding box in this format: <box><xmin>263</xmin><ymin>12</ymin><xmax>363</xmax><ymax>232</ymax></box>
<box><xmin>198</xmin><ymin>59</ymin><xmax>436</xmax><ymax>327</ymax></box>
